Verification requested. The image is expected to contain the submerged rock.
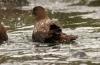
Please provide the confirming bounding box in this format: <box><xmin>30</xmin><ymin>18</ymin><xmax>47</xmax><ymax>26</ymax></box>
<box><xmin>72</xmin><ymin>51</ymin><xmax>87</xmax><ymax>58</ymax></box>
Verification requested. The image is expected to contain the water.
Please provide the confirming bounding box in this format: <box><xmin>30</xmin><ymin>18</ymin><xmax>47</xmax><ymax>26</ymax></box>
<box><xmin>1</xmin><ymin>0</ymin><xmax>100</xmax><ymax>65</ymax></box>
<box><xmin>0</xmin><ymin>26</ymin><xmax>100</xmax><ymax>65</ymax></box>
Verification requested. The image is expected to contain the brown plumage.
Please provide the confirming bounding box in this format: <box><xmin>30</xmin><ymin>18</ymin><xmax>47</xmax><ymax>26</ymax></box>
<box><xmin>0</xmin><ymin>24</ymin><xmax>8</xmax><ymax>44</ymax></box>
<box><xmin>32</xmin><ymin>6</ymin><xmax>78</xmax><ymax>43</ymax></box>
